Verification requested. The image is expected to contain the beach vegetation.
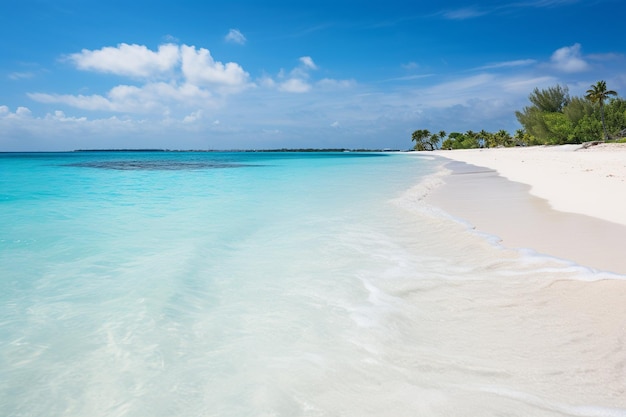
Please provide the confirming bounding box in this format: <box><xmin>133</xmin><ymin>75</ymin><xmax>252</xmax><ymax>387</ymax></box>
<box><xmin>542</xmin><ymin>112</ymin><xmax>574</xmax><ymax>144</ymax></box>
<box><xmin>488</xmin><ymin>130</ymin><xmax>515</xmax><ymax>147</ymax></box>
<box><xmin>515</xmin><ymin>106</ymin><xmax>549</xmax><ymax>142</ymax></box>
<box><xmin>413</xmin><ymin>82</ymin><xmax>625</xmax><ymax>150</ymax></box>
<box><xmin>411</xmin><ymin>129</ymin><xmax>445</xmax><ymax>151</ymax></box>
<box><xmin>433</xmin><ymin>129</ymin><xmax>533</xmax><ymax>150</ymax></box>
<box><xmin>514</xmin><ymin>129</ymin><xmax>535</xmax><ymax>146</ymax></box>
<box><xmin>585</xmin><ymin>80</ymin><xmax>618</xmax><ymax>140</ymax></box>
<box><xmin>603</xmin><ymin>97</ymin><xmax>626</xmax><ymax>137</ymax></box>
<box><xmin>442</xmin><ymin>131</ymin><xmax>481</xmax><ymax>149</ymax></box>
<box><xmin>571</xmin><ymin>114</ymin><xmax>603</xmax><ymax>143</ymax></box>
<box><xmin>514</xmin><ymin>81</ymin><xmax>624</xmax><ymax>145</ymax></box>
<box><xmin>528</xmin><ymin>84</ymin><xmax>571</xmax><ymax>113</ymax></box>
<box><xmin>562</xmin><ymin>96</ymin><xmax>595</xmax><ymax>125</ymax></box>
<box><xmin>515</xmin><ymin>84</ymin><xmax>571</xmax><ymax>144</ymax></box>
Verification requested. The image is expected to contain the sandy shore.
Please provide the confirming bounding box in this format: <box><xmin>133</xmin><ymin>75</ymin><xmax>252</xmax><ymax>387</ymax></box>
<box><xmin>428</xmin><ymin>143</ymin><xmax>626</xmax><ymax>274</ymax></box>
<box><xmin>433</xmin><ymin>143</ymin><xmax>626</xmax><ymax>226</ymax></box>
<box><xmin>415</xmin><ymin>145</ymin><xmax>626</xmax><ymax>412</ymax></box>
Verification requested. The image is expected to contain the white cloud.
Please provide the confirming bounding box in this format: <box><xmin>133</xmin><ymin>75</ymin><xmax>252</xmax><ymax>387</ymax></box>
<box><xmin>258</xmin><ymin>76</ymin><xmax>276</xmax><ymax>88</ymax></box>
<box><xmin>29</xmin><ymin>92</ymin><xmax>117</xmax><ymax>111</ymax></box>
<box><xmin>501</xmin><ymin>76</ymin><xmax>557</xmax><ymax>93</ymax></box>
<box><xmin>250</xmin><ymin>55</ymin><xmax>340</xmax><ymax>94</ymax></box>
<box><xmin>1</xmin><ymin>52</ymin><xmax>611</xmax><ymax>152</ymax></box>
<box><xmin>0</xmin><ymin>106</ymin><xmax>33</xmax><ymax>120</ymax></box>
<box><xmin>29</xmin><ymin>82</ymin><xmax>214</xmax><ymax>113</ymax></box>
<box><xmin>420</xmin><ymin>73</ymin><xmax>496</xmax><ymax>106</ymax></box>
<box><xmin>69</xmin><ymin>43</ymin><xmax>180</xmax><ymax>78</ymax></box>
<box><xmin>225</xmin><ymin>29</ymin><xmax>247</xmax><ymax>45</ymax></box>
<box><xmin>183</xmin><ymin>110</ymin><xmax>203</xmax><ymax>123</ymax></box>
<box><xmin>299</xmin><ymin>56</ymin><xmax>317</xmax><ymax>70</ymax></box>
<box><xmin>475</xmin><ymin>59</ymin><xmax>537</xmax><ymax>70</ymax></box>
<box><xmin>180</xmin><ymin>45</ymin><xmax>250</xmax><ymax>87</ymax></box>
<box><xmin>45</xmin><ymin>110</ymin><xmax>87</xmax><ymax>122</ymax></box>
<box><xmin>278</xmin><ymin>78</ymin><xmax>311</xmax><ymax>93</ymax></box>
<box><xmin>34</xmin><ymin>43</ymin><xmax>252</xmax><ymax>114</ymax></box>
<box><xmin>550</xmin><ymin>43</ymin><xmax>589</xmax><ymax>73</ymax></box>
<box><xmin>11</xmin><ymin>37</ymin><xmax>624</xmax><ymax>152</ymax></box>
<box><xmin>106</xmin><ymin>83</ymin><xmax>174</xmax><ymax>112</ymax></box>
<box><xmin>266</xmin><ymin>56</ymin><xmax>323</xmax><ymax>93</ymax></box>
<box><xmin>15</xmin><ymin>107</ymin><xmax>33</xmax><ymax>118</ymax></box>
<box><xmin>409</xmin><ymin>72</ymin><xmax>558</xmax><ymax>112</ymax></box>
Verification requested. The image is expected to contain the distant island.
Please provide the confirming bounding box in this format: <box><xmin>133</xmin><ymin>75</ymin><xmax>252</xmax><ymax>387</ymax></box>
<box><xmin>75</xmin><ymin>149</ymin><xmax>167</xmax><ymax>152</ymax></box>
<box><xmin>74</xmin><ymin>148</ymin><xmax>403</xmax><ymax>153</ymax></box>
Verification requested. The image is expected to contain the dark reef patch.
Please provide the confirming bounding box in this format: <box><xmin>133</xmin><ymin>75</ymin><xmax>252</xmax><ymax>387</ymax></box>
<box><xmin>65</xmin><ymin>160</ymin><xmax>259</xmax><ymax>171</ymax></box>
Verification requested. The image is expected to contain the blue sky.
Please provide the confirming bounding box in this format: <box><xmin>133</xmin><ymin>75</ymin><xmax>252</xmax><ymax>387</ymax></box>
<box><xmin>1</xmin><ymin>0</ymin><xmax>624</xmax><ymax>151</ymax></box>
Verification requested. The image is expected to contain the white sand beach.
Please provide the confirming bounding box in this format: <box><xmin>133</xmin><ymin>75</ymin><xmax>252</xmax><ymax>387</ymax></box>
<box><xmin>409</xmin><ymin>145</ymin><xmax>626</xmax><ymax>413</ymax></box>
<box><xmin>433</xmin><ymin>143</ymin><xmax>626</xmax><ymax>225</ymax></box>
<box><xmin>429</xmin><ymin>143</ymin><xmax>626</xmax><ymax>274</ymax></box>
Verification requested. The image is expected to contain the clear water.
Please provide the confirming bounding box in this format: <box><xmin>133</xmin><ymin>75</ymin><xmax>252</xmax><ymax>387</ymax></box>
<box><xmin>1</xmin><ymin>152</ymin><xmax>624</xmax><ymax>416</ymax></box>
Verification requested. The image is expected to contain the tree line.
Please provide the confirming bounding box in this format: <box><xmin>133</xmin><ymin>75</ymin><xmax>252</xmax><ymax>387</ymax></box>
<box><xmin>412</xmin><ymin>81</ymin><xmax>626</xmax><ymax>150</ymax></box>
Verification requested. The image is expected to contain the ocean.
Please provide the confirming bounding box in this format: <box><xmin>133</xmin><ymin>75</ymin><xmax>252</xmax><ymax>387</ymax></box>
<box><xmin>1</xmin><ymin>151</ymin><xmax>624</xmax><ymax>417</ymax></box>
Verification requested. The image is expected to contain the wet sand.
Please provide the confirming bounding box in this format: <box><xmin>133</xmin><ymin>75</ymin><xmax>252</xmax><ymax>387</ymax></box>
<box><xmin>428</xmin><ymin>144</ymin><xmax>626</xmax><ymax>275</ymax></box>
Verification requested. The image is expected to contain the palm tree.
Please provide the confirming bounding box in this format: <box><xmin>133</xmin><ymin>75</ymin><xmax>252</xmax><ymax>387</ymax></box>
<box><xmin>432</xmin><ymin>130</ymin><xmax>447</xmax><ymax>149</ymax></box>
<box><xmin>465</xmin><ymin>130</ymin><xmax>481</xmax><ymax>148</ymax></box>
<box><xmin>479</xmin><ymin>129</ymin><xmax>492</xmax><ymax>148</ymax></box>
<box><xmin>411</xmin><ymin>129</ymin><xmax>432</xmax><ymax>151</ymax></box>
<box><xmin>585</xmin><ymin>80</ymin><xmax>617</xmax><ymax>140</ymax></box>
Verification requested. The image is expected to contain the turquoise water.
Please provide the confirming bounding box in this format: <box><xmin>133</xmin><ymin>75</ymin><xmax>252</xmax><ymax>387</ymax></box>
<box><xmin>1</xmin><ymin>152</ymin><xmax>624</xmax><ymax>416</ymax></box>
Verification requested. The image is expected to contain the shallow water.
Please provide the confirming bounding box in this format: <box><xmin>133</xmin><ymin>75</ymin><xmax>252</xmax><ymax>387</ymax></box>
<box><xmin>1</xmin><ymin>152</ymin><xmax>624</xmax><ymax>416</ymax></box>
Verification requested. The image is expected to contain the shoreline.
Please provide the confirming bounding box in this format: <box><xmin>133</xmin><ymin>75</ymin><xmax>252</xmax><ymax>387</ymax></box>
<box><xmin>426</xmin><ymin>144</ymin><xmax>626</xmax><ymax>275</ymax></box>
<box><xmin>432</xmin><ymin>143</ymin><xmax>626</xmax><ymax>226</ymax></box>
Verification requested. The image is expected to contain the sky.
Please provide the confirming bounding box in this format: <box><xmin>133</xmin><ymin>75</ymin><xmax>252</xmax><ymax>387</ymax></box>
<box><xmin>1</xmin><ymin>0</ymin><xmax>625</xmax><ymax>151</ymax></box>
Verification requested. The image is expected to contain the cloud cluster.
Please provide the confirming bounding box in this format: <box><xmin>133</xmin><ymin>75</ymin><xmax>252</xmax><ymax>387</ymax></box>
<box><xmin>69</xmin><ymin>43</ymin><xmax>180</xmax><ymax>78</ymax></box>
<box><xmin>39</xmin><ymin>40</ymin><xmax>595</xmax><ymax>124</ymax></box>
<box><xmin>180</xmin><ymin>45</ymin><xmax>249</xmax><ymax>87</ymax></box>
<box><xmin>30</xmin><ymin>42</ymin><xmax>350</xmax><ymax>118</ymax></box>
<box><xmin>0</xmin><ymin>105</ymin><xmax>32</xmax><ymax>119</ymax></box>
<box><xmin>25</xmin><ymin>43</ymin><xmax>255</xmax><ymax>115</ymax></box>
<box><xmin>276</xmin><ymin>56</ymin><xmax>319</xmax><ymax>93</ymax></box>
<box><xmin>68</xmin><ymin>43</ymin><xmax>252</xmax><ymax>87</ymax></box>
<box><xmin>3</xmin><ymin>39</ymin><xmax>623</xmax><ymax>151</ymax></box>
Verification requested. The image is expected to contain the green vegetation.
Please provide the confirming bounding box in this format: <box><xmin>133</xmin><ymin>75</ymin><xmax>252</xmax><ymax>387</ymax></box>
<box><xmin>412</xmin><ymin>80</ymin><xmax>625</xmax><ymax>150</ymax></box>
<box><xmin>411</xmin><ymin>129</ymin><xmax>446</xmax><ymax>151</ymax></box>
<box><xmin>585</xmin><ymin>80</ymin><xmax>618</xmax><ymax>140</ymax></box>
